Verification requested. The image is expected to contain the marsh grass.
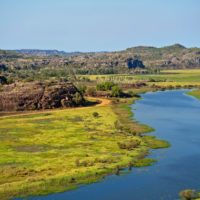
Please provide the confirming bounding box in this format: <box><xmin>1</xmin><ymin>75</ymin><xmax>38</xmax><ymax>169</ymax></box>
<box><xmin>133</xmin><ymin>158</ymin><xmax>156</xmax><ymax>167</ymax></box>
<box><xmin>0</xmin><ymin>97</ymin><xmax>169</xmax><ymax>200</ymax></box>
<box><xmin>143</xmin><ymin>136</ymin><xmax>170</xmax><ymax>149</ymax></box>
<box><xmin>187</xmin><ymin>89</ymin><xmax>200</xmax><ymax>100</ymax></box>
<box><xmin>80</xmin><ymin>69</ymin><xmax>200</xmax><ymax>89</ymax></box>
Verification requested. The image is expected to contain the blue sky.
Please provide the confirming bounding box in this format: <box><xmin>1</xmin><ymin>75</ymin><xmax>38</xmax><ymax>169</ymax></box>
<box><xmin>1</xmin><ymin>0</ymin><xmax>200</xmax><ymax>51</ymax></box>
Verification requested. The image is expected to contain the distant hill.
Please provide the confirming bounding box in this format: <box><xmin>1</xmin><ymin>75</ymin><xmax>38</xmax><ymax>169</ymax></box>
<box><xmin>1</xmin><ymin>44</ymin><xmax>200</xmax><ymax>77</ymax></box>
<box><xmin>14</xmin><ymin>49</ymin><xmax>82</xmax><ymax>57</ymax></box>
<box><xmin>123</xmin><ymin>43</ymin><xmax>200</xmax><ymax>68</ymax></box>
<box><xmin>125</xmin><ymin>43</ymin><xmax>186</xmax><ymax>54</ymax></box>
<box><xmin>0</xmin><ymin>49</ymin><xmax>19</xmax><ymax>59</ymax></box>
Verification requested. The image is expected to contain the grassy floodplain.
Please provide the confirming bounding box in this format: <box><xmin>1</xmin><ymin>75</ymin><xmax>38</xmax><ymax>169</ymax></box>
<box><xmin>0</xmin><ymin>97</ymin><xmax>169</xmax><ymax>200</ymax></box>
<box><xmin>0</xmin><ymin>69</ymin><xmax>199</xmax><ymax>200</ymax></box>
<box><xmin>80</xmin><ymin>69</ymin><xmax>200</xmax><ymax>87</ymax></box>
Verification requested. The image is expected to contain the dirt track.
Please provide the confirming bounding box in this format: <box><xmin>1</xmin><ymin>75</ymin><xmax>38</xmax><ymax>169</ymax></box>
<box><xmin>0</xmin><ymin>97</ymin><xmax>111</xmax><ymax>119</ymax></box>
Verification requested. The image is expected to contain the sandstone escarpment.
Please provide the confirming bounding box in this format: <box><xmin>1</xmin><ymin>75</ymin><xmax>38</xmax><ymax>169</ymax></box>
<box><xmin>0</xmin><ymin>81</ymin><xmax>85</xmax><ymax>111</ymax></box>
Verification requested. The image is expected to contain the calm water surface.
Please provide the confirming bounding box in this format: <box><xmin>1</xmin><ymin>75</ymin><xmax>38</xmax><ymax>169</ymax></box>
<box><xmin>17</xmin><ymin>90</ymin><xmax>200</xmax><ymax>200</ymax></box>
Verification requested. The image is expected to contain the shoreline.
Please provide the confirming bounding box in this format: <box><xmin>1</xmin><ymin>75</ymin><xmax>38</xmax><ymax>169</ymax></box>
<box><xmin>187</xmin><ymin>89</ymin><xmax>200</xmax><ymax>100</ymax></box>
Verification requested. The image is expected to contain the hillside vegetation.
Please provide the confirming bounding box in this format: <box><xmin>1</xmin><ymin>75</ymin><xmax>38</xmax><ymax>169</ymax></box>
<box><xmin>0</xmin><ymin>44</ymin><xmax>200</xmax><ymax>82</ymax></box>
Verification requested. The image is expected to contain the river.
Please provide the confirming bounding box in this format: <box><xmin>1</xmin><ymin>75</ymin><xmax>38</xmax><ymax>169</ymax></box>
<box><xmin>18</xmin><ymin>90</ymin><xmax>200</xmax><ymax>200</ymax></box>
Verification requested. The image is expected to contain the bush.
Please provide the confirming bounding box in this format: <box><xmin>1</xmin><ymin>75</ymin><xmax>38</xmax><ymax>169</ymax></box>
<box><xmin>92</xmin><ymin>112</ymin><xmax>99</xmax><ymax>118</ymax></box>
<box><xmin>111</xmin><ymin>86</ymin><xmax>123</xmax><ymax>97</ymax></box>
<box><xmin>96</xmin><ymin>82</ymin><xmax>116</xmax><ymax>91</ymax></box>
<box><xmin>86</xmin><ymin>87</ymin><xmax>97</xmax><ymax>96</ymax></box>
<box><xmin>118</xmin><ymin>139</ymin><xmax>141</xmax><ymax>150</ymax></box>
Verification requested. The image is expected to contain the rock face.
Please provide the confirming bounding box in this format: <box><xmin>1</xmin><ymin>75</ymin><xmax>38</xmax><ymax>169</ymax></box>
<box><xmin>0</xmin><ymin>81</ymin><xmax>85</xmax><ymax>111</ymax></box>
<box><xmin>126</xmin><ymin>58</ymin><xmax>145</xmax><ymax>69</ymax></box>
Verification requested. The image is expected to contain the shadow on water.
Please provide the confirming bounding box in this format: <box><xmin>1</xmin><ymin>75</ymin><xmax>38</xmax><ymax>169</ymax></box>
<box><xmin>16</xmin><ymin>90</ymin><xmax>200</xmax><ymax>200</ymax></box>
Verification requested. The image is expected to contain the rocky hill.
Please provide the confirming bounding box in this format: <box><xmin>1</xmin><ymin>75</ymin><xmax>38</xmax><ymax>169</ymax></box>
<box><xmin>0</xmin><ymin>81</ymin><xmax>85</xmax><ymax>111</ymax></box>
<box><xmin>124</xmin><ymin>44</ymin><xmax>200</xmax><ymax>69</ymax></box>
<box><xmin>0</xmin><ymin>44</ymin><xmax>200</xmax><ymax>77</ymax></box>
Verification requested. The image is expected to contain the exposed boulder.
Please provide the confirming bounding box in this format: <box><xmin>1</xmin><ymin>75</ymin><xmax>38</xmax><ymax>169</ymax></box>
<box><xmin>0</xmin><ymin>81</ymin><xmax>85</xmax><ymax>111</ymax></box>
<box><xmin>195</xmin><ymin>57</ymin><xmax>200</xmax><ymax>64</ymax></box>
<box><xmin>126</xmin><ymin>58</ymin><xmax>145</xmax><ymax>69</ymax></box>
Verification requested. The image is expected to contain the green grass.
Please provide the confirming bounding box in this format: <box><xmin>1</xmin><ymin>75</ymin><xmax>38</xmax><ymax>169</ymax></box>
<box><xmin>80</xmin><ymin>69</ymin><xmax>200</xmax><ymax>87</ymax></box>
<box><xmin>143</xmin><ymin>136</ymin><xmax>170</xmax><ymax>149</ymax></box>
<box><xmin>0</xmin><ymin>98</ymin><xmax>168</xmax><ymax>200</ymax></box>
<box><xmin>136</xmin><ymin>69</ymin><xmax>200</xmax><ymax>83</ymax></box>
<box><xmin>187</xmin><ymin>89</ymin><xmax>200</xmax><ymax>99</ymax></box>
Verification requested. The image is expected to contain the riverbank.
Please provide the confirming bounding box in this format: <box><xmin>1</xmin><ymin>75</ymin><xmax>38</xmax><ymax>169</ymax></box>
<box><xmin>187</xmin><ymin>89</ymin><xmax>200</xmax><ymax>100</ymax></box>
<box><xmin>0</xmin><ymin>95</ymin><xmax>169</xmax><ymax>200</ymax></box>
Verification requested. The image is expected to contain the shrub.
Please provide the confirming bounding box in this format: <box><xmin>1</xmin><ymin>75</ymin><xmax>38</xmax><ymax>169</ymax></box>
<box><xmin>111</xmin><ymin>86</ymin><xmax>123</xmax><ymax>97</ymax></box>
<box><xmin>96</xmin><ymin>82</ymin><xmax>116</xmax><ymax>91</ymax></box>
<box><xmin>86</xmin><ymin>87</ymin><xmax>97</xmax><ymax>96</ymax></box>
<box><xmin>118</xmin><ymin>139</ymin><xmax>141</xmax><ymax>150</ymax></box>
<box><xmin>92</xmin><ymin>112</ymin><xmax>99</xmax><ymax>118</ymax></box>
